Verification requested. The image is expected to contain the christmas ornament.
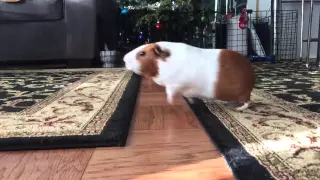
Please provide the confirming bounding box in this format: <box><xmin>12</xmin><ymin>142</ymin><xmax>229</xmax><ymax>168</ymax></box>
<box><xmin>139</xmin><ymin>31</ymin><xmax>143</xmax><ymax>39</ymax></box>
<box><xmin>201</xmin><ymin>15</ymin><xmax>205</xmax><ymax>22</ymax></box>
<box><xmin>238</xmin><ymin>8</ymin><xmax>248</xmax><ymax>29</ymax></box>
<box><xmin>156</xmin><ymin>20</ymin><xmax>162</xmax><ymax>29</ymax></box>
<box><xmin>121</xmin><ymin>8</ymin><xmax>128</xmax><ymax>14</ymax></box>
<box><xmin>171</xmin><ymin>0</ymin><xmax>176</xmax><ymax>11</ymax></box>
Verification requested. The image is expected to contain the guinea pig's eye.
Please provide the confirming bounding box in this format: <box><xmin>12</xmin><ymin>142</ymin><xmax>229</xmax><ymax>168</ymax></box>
<box><xmin>139</xmin><ymin>51</ymin><xmax>146</xmax><ymax>56</ymax></box>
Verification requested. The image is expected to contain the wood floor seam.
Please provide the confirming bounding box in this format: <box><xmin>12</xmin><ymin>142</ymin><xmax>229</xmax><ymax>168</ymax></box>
<box><xmin>80</xmin><ymin>150</ymin><xmax>95</xmax><ymax>180</ymax></box>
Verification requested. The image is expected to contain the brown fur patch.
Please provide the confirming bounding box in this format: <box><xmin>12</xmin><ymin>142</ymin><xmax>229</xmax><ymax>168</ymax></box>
<box><xmin>152</xmin><ymin>44</ymin><xmax>171</xmax><ymax>60</ymax></box>
<box><xmin>136</xmin><ymin>43</ymin><xmax>171</xmax><ymax>78</ymax></box>
<box><xmin>214</xmin><ymin>49</ymin><xmax>255</xmax><ymax>103</ymax></box>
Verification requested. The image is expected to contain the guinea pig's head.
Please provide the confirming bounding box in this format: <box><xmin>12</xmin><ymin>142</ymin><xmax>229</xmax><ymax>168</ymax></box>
<box><xmin>123</xmin><ymin>43</ymin><xmax>170</xmax><ymax>78</ymax></box>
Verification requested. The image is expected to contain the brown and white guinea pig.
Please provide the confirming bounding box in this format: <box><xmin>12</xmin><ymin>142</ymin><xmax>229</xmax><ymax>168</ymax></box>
<box><xmin>123</xmin><ymin>41</ymin><xmax>255</xmax><ymax>111</ymax></box>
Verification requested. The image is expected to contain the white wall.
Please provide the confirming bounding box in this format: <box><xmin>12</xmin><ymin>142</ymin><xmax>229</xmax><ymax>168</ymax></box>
<box><xmin>247</xmin><ymin>0</ymin><xmax>271</xmax><ymax>12</ymax></box>
<box><xmin>282</xmin><ymin>1</ymin><xmax>320</xmax><ymax>59</ymax></box>
<box><xmin>246</xmin><ymin>0</ymin><xmax>272</xmax><ymax>25</ymax></box>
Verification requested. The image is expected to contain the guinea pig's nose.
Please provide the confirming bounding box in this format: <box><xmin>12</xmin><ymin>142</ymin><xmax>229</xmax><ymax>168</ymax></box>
<box><xmin>123</xmin><ymin>54</ymin><xmax>128</xmax><ymax>62</ymax></box>
<box><xmin>123</xmin><ymin>55</ymin><xmax>129</xmax><ymax>62</ymax></box>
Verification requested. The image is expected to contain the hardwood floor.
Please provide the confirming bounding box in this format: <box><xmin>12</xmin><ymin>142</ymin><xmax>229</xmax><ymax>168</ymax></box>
<box><xmin>0</xmin><ymin>78</ymin><xmax>234</xmax><ymax>180</ymax></box>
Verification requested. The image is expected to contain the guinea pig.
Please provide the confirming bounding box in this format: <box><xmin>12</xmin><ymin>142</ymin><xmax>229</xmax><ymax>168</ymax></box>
<box><xmin>123</xmin><ymin>41</ymin><xmax>255</xmax><ymax>111</ymax></box>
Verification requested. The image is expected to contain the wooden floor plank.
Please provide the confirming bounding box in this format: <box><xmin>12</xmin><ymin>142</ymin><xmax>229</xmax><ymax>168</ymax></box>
<box><xmin>82</xmin><ymin>143</ymin><xmax>231</xmax><ymax>180</ymax></box>
<box><xmin>0</xmin><ymin>149</ymin><xmax>93</xmax><ymax>180</ymax></box>
<box><xmin>83</xmin><ymin>78</ymin><xmax>234</xmax><ymax>180</ymax></box>
<box><xmin>138</xmin><ymin>93</ymin><xmax>185</xmax><ymax>106</ymax></box>
<box><xmin>127</xmin><ymin>129</ymin><xmax>211</xmax><ymax>146</ymax></box>
<box><xmin>132</xmin><ymin>105</ymin><xmax>201</xmax><ymax>131</ymax></box>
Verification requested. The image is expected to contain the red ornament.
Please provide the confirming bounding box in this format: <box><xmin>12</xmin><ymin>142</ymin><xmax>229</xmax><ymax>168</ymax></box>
<box><xmin>238</xmin><ymin>8</ymin><xmax>248</xmax><ymax>29</ymax></box>
<box><xmin>156</xmin><ymin>23</ymin><xmax>162</xmax><ymax>29</ymax></box>
<box><xmin>238</xmin><ymin>22</ymin><xmax>246</xmax><ymax>29</ymax></box>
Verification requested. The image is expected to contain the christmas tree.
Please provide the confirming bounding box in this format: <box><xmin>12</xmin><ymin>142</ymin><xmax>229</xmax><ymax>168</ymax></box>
<box><xmin>117</xmin><ymin>0</ymin><xmax>216</xmax><ymax>45</ymax></box>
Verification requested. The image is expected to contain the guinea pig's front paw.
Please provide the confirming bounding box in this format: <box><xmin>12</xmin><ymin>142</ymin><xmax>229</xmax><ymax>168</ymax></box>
<box><xmin>166</xmin><ymin>86</ymin><xmax>178</xmax><ymax>105</ymax></box>
<box><xmin>167</xmin><ymin>95</ymin><xmax>175</xmax><ymax>105</ymax></box>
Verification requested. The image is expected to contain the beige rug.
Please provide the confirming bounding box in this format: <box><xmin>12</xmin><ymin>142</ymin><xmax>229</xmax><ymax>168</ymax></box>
<box><xmin>0</xmin><ymin>68</ymin><xmax>141</xmax><ymax>150</ymax></box>
<box><xmin>202</xmin><ymin>89</ymin><xmax>320</xmax><ymax>179</ymax></box>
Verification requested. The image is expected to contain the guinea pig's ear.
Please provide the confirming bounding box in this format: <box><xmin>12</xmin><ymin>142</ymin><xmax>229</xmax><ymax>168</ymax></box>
<box><xmin>153</xmin><ymin>44</ymin><xmax>170</xmax><ymax>59</ymax></box>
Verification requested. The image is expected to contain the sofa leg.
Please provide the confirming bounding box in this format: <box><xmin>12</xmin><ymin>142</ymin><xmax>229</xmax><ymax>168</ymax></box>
<box><xmin>67</xmin><ymin>59</ymin><xmax>92</xmax><ymax>68</ymax></box>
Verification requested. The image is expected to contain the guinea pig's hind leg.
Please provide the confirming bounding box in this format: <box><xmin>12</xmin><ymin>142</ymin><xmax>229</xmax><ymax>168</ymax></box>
<box><xmin>235</xmin><ymin>102</ymin><xmax>250</xmax><ymax>111</ymax></box>
<box><xmin>235</xmin><ymin>93</ymin><xmax>252</xmax><ymax>111</ymax></box>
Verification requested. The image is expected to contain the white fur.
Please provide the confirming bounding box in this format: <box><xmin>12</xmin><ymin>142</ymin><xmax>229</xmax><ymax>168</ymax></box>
<box><xmin>236</xmin><ymin>102</ymin><xmax>249</xmax><ymax>111</ymax></box>
<box><xmin>123</xmin><ymin>44</ymin><xmax>148</xmax><ymax>74</ymax></box>
<box><xmin>123</xmin><ymin>41</ymin><xmax>222</xmax><ymax>103</ymax></box>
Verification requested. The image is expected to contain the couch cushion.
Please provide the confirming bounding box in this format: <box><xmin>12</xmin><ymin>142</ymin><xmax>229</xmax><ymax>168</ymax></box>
<box><xmin>0</xmin><ymin>0</ymin><xmax>63</xmax><ymax>22</ymax></box>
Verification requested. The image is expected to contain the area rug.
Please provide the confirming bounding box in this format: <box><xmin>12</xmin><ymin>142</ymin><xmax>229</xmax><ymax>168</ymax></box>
<box><xmin>0</xmin><ymin>68</ymin><xmax>141</xmax><ymax>151</ymax></box>
<box><xmin>187</xmin><ymin>61</ymin><xmax>320</xmax><ymax>180</ymax></box>
<box><xmin>254</xmin><ymin>61</ymin><xmax>320</xmax><ymax>113</ymax></box>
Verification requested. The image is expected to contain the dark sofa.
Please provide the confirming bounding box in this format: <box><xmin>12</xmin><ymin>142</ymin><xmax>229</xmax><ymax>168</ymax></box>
<box><xmin>0</xmin><ymin>0</ymin><xmax>118</xmax><ymax>68</ymax></box>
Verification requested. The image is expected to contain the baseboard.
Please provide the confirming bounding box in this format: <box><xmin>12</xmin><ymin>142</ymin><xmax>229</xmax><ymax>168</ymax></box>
<box><xmin>0</xmin><ymin>59</ymin><xmax>67</xmax><ymax>70</ymax></box>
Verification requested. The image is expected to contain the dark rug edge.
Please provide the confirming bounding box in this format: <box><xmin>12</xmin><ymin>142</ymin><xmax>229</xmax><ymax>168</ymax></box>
<box><xmin>0</xmin><ymin>73</ymin><xmax>141</xmax><ymax>151</ymax></box>
<box><xmin>185</xmin><ymin>98</ymin><xmax>275</xmax><ymax>180</ymax></box>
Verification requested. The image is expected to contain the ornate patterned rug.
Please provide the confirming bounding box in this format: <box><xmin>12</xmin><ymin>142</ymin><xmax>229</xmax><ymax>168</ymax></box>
<box><xmin>0</xmin><ymin>68</ymin><xmax>141</xmax><ymax>151</ymax></box>
<box><xmin>254</xmin><ymin>61</ymin><xmax>320</xmax><ymax>113</ymax></box>
<box><xmin>187</xmin><ymin>61</ymin><xmax>320</xmax><ymax>180</ymax></box>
